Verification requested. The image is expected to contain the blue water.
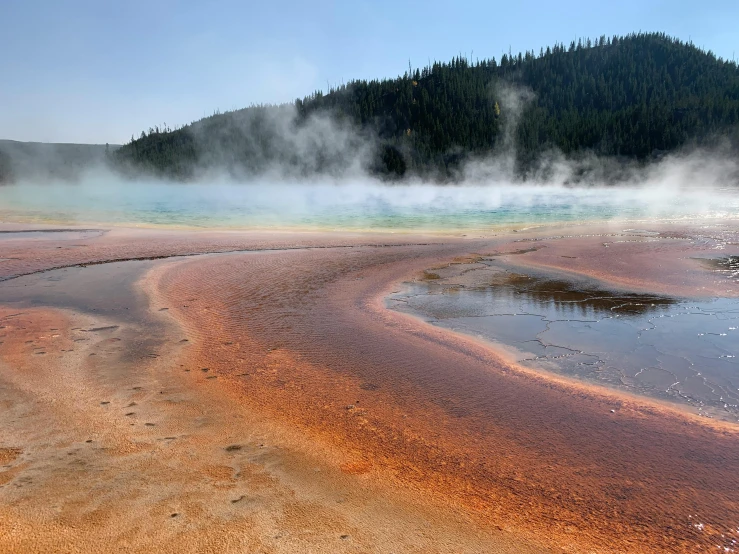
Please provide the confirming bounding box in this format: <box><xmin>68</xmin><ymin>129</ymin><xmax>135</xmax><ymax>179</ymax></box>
<box><xmin>1</xmin><ymin>182</ymin><xmax>737</xmax><ymax>231</ymax></box>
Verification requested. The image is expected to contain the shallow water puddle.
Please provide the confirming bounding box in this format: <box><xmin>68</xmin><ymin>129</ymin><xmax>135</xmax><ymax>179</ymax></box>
<box><xmin>389</xmin><ymin>262</ymin><xmax>739</xmax><ymax>421</ymax></box>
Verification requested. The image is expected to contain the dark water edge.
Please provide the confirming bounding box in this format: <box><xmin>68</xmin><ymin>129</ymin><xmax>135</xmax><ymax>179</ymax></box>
<box><xmin>388</xmin><ymin>259</ymin><xmax>739</xmax><ymax>422</ymax></box>
<box><xmin>0</xmin><ymin>260</ymin><xmax>168</xmax><ymax>366</ymax></box>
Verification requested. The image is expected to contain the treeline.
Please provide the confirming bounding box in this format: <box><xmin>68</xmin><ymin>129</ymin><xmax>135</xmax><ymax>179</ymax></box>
<box><xmin>50</xmin><ymin>33</ymin><xmax>739</xmax><ymax>181</ymax></box>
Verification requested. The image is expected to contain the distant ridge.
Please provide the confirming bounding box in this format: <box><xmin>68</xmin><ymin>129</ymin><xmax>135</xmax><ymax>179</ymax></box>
<box><xmin>0</xmin><ymin>140</ymin><xmax>119</xmax><ymax>184</ymax></box>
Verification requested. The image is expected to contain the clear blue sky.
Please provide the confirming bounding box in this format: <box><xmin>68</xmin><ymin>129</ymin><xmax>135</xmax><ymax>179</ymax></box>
<box><xmin>1</xmin><ymin>0</ymin><xmax>737</xmax><ymax>144</ymax></box>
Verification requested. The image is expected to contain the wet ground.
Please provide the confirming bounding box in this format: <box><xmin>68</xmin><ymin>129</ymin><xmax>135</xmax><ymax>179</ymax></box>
<box><xmin>0</xmin><ymin>260</ymin><xmax>167</xmax><ymax>368</ymax></box>
<box><xmin>0</xmin><ymin>260</ymin><xmax>154</xmax><ymax>321</ymax></box>
<box><xmin>1</xmin><ymin>248</ymin><xmax>538</xmax><ymax>554</ymax></box>
<box><xmin>2</xmin><ymin>222</ymin><xmax>739</xmax><ymax>553</ymax></box>
<box><xmin>0</xmin><ymin>228</ymin><xmax>105</xmax><ymax>241</ymax></box>
<box><xmin>389</xmin><ymin>255</ymin><xmax>739</xmax><ymax>421</ymax></box>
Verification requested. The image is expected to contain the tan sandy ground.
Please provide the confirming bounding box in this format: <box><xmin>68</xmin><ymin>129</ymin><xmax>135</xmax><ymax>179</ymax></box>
<box><xmin>0</xmin><ymin>306</ymin><xmax>545</xmax><ymax>553</ymax></box>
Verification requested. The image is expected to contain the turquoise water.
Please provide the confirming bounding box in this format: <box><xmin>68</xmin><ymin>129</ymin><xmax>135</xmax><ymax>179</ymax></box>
<box><xmin>1</xmin><ymin>182</ymin><xmax>737</xmax><ymax>231</ymax></box>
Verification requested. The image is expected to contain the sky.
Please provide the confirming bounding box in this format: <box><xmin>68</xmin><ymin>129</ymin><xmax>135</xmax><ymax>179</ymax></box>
<box><xmin>1</xmin><ymin>0</ymin><xmax>738</xmax><ymax>145</ymax></box>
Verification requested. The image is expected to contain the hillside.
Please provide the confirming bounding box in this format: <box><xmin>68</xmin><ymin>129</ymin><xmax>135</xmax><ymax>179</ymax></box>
<box><xmin>6</xmin><ymin>32</ymin><xmax>739</xmax><ymax>184</ymax></box>
<box><xmin>112</xmin><ymin>33</ymin><xmax>739</xmax><ymax>181</ymax></box>
<box><xmin>0</xmin><ymin>140</ymin><xmax>117</xmax><ymax>184</ymax></box>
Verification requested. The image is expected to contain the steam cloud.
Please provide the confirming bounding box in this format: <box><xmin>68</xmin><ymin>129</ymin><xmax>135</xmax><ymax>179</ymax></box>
<box><xmin>1</xmin><ymin>82</ymin><xmax>738</xmax><ymax>231</ymax></box>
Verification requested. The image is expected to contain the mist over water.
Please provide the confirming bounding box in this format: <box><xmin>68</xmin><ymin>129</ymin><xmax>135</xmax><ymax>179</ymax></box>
<box><xmin>2</xmin><ymin>82</ymin><xmax>738</xmax><ymax>233</ymax></box>
<box><xmin>1</xmin><ymin>177</ymin><xmax>737</xmax><ymax>232</ymax></box>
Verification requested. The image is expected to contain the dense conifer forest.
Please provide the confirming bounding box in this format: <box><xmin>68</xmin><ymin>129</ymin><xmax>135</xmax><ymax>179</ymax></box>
<box><xmin>3</xmin><ymin>33</ymin><xmax>739</xmax><ymax>183</ymax></box>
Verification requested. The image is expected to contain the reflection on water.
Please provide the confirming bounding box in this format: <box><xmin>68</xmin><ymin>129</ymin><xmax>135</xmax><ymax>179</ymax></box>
<box><xmin>390</xmin><ymin>265</ymin><xmax>739</xmax><ymax>421</ymax></box>
<box><xmin>700</xmin><ymin>256</ymin><xmax>739</xmax><ymax>284</ymax></box>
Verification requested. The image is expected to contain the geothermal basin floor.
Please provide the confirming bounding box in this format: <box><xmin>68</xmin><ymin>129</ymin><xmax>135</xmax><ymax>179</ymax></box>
<box><xmin>0</xmin><ymin>222</ymin><xmax>738</xmax><ymax>553</ymax></box>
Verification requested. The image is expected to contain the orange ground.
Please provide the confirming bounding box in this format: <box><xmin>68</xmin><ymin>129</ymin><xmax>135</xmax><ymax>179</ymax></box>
<box><xmin>1</xmin><ymin>221</ymin><xmax>738</xmax><ymax>553</ymax></box>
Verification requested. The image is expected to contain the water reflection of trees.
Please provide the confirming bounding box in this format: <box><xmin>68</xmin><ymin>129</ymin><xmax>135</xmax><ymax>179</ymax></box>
<box><xmin>490</xmin><ymin>276</ymin><xmax>676</xmax><ymax>319</ymax></box>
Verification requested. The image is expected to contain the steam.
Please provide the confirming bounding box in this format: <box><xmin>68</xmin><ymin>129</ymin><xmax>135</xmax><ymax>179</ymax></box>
<box><xmin>1</xmin><ymin>160</ymin><xmax>737</xmax><ymax>232</ymax></box>
<box><xmin>182</xmin><ymin>105</ymin><xmax>375</xmax><ymax>180</ymax></box>
<box><xmin>497</xmin><ymin>82</ymin><xmax>536</xmax><ymax>152</ymax></box>
<box><xmin>1</xmin><ymin>82</ymin><xmax>738</xmax><ymax>232</ymax></box>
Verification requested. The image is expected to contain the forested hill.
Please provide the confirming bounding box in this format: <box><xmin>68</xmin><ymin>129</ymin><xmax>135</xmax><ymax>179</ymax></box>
<box><xmin>114</xmin><ymin>32</ymin><xmax>739</xmax><ymax>180</ymax></box>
